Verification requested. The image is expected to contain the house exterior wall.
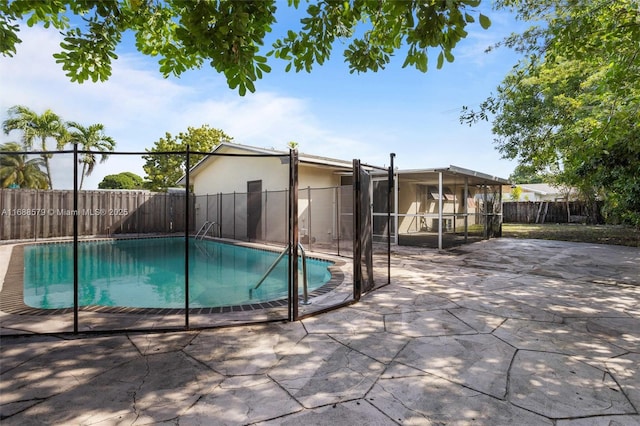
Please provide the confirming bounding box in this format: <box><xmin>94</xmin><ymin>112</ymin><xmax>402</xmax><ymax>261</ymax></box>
<box><xmin>298</xmin><ymin>165</ymin><xmax>344</xmax><ymax>244</ymax></box>
<box><xmin>190</xmin><ymin>150</ymin><xmax>347</xmax><ymax>245</ymax></box>
<box><xmin>191</xmin><ymin>153</ymin><xmax>343</xmax><ymax>196</ymax></box>
<box><xmin>191</xmin><ymin>153</ymin><xmax>289</xmax><ymax>195</ymax></box>
<box><xmin>397</xmin><ymin>181</ymin><xmax>470</xmax><ymax>233</ymax></box>
<box><xmin>501</xmin><ymin>184</ymin><xmax>576</xmax><ymax>202</ymax></box>
<box><xmin>502</xmin><ymin>188</ymin><xmax>548</xmax><ymax>202</ymax></box>
<box><xmin>299</xmin><ymin>186</ymin><xmax>339</xmax><ymax>243</ymax></box>
<box><xmin>298</xmin><ymin>164</ymin><xmax>342</xmax><ymax>189</ymax></box>
<box><xmin>397</xmin><ymin>181</ymin><xmax>420</xmax><ymax>234</ymax></box>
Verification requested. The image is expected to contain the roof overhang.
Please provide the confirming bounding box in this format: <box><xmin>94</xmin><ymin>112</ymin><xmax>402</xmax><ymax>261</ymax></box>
<box><xmin>384</xmin><ymin>165</ymin><xmax>510</xmax><ymax>187</ymax></box>
<box><xmin>177</xmin><ymin>142</ymin><xmax>360</xmax><ymax>185</ymax></box>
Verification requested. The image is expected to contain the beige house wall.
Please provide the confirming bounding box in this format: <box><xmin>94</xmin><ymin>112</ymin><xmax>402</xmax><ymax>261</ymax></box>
<box><xmin>397</xmin><ymin>181</ymin><xmax>482</xmax><ymax>234</ymax></box>
<box><xmin>299</xmin><ymin>164</ymin><xmax>342</xmax><ymax>189</ymax></box>
<box><xmin>191</xmin><ymin>154</ymin><xmax>288</xmax><ymax>195</ymax></box>
<box><xmin>192</xmin><ymin>153</ymin><xmax>343</xmax><ymax>196</ymax></box>
<box><xmin>397</xmin><ymin>181</ymin><xmax>419</xmax><ymax>234</ymax></box>
<box><xmin>189</xmin><ymin>150</ymin><xmax>348</xmax><ymax>244</ymax></box>
<box><xmin>298</xmin><ymin>165</ymin><xmax>343</xmax><ymax>243</ymax></box>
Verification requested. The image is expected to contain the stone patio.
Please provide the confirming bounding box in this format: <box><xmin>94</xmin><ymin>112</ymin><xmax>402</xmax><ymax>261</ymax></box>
<box><xmin>1</xmin><ymin>238</ymin><xmax>639</xmax><ymax>424</ymax></box>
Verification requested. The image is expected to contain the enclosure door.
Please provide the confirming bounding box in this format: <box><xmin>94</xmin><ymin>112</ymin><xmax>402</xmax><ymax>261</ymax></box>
<box><xmin>247</xmin><ymin>180</ymin><xmax>262</xmax><ymax>241</ymax></box>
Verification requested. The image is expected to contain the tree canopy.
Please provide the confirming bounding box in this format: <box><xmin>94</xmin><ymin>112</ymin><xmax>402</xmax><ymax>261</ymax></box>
<box><xmin>508</xmin><ymin>164</ymin><xmax>545</xmax><ymax>184</ymax></box>
<box><xmin>1</xmin><ymin>0</ymin><xmax>491</xmax><ymax>95</ymax></box>
<box><xmin>2</xmin><ymin>106</ymin><xmax>116</xmax><ymax>190</ymax></box>
<box><xmin>98</xmin><ymin>172</ymin><xmax>145</xmax><ymax>190</ymax></box>
<box><xmin>461</xmin><ymin>0</ymin><xmax>640</xmax><ymax>225</ymax></box>
<box><xmin>67</xmin><ymin>121</ymin><xmax>116</xmax><ymax>190</ymax></box>
<box><xmin>142</xmin><ymin>125</ymin><xmax>232</xmax><ymax>192</ymax></box>
<box><xmin>0</xmin><ymin>141</ymin><xmax>49</xmax><ymax>189</ymax></box>
<box><xmin>2</xmin><ymin>105</ymin><xmax>67</xmax><ymax>189</ymax></box>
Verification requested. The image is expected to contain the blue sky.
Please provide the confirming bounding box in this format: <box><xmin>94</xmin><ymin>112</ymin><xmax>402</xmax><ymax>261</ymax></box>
<box><xmin>0</xmin><ymin>2</ymin><xmax>526</xmax><ymax>189</ymax></box>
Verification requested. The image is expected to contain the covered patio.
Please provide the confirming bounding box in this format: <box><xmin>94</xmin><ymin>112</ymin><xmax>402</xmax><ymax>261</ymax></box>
<box><xmin>374</xmin><ymin>165</ymin><xmax>510</xmax><ymax>250</ymax></box>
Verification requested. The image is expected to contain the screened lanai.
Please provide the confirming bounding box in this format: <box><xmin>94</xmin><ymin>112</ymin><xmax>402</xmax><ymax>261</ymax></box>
<box><xmin>373</xmin><ymin>165</ymin><xmax>510</xmax><ymax>250</ymax></box>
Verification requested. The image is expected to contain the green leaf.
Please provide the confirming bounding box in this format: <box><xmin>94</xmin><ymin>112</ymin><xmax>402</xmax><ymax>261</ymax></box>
<box><xmin>245</xmin><ymin>79</ymin><xmax>256</xmax><ymax>93</ymax></box>
<box><xmin>479</xmin><ymin>14</ymin><xmax>491</xmax><ymax>30</ymax></box>
<box><xmin>437</xmin><ymin>51</ymin><xmax>444</xmax><ymax>69</ymax></box>
<box><xmin>417</xmin><ymin>52</ymin><xmax>427</xmax><ymax>72</ymax></box>
<box><xmin>257</xmin><ymin>62</ymin><xmax>272</xmax><ymax>73</ymax></box>
<box><xmin>444</xmin><ymin>50</ymin><xmax>454</xmax><ymax>63</ymax></box>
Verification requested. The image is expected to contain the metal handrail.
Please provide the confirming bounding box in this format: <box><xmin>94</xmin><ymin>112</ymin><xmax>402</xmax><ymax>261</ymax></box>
<box><xmin>298</xmin><ymin>243</ymin><xmax>311</xmax><ymax>305</ymax></box>
<box><xmin>249</xmin><ymin>243</ymin><xmax>311</xmax><ymax>305</ymax></box>
<box><xmin>195</xmin><ymin>221</ymin><xmax>219</xmax><ymax>240</ymax></box>
<box><xmin>194</xmin><ymin>221</ymin><xmax>210</xmax><ymax>239</ymax></box>
<box><xmin>201</xmin><ymin>222</ymin><xmax>215</xmax><ymax>239</ymax></box>
<box><xmin>251</xmin><ymin>244</ymin><xmax>290</xmax><ymax>296</ymax></box>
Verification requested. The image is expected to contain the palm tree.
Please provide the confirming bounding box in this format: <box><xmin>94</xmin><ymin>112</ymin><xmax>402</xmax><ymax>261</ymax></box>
<box><xmin>66</xmin><ymin>122</ymin><xmax>116</xmax><ymax>190</ymax></box>
<box><xmin>0</xmin><ymin>142</ymin><xmax>49</xmax><ymax>189</ymax></box>
<box><xmin>2</xmin><ymin>106</ymin><xmax>67</xmax><ymax>189</ymax></box>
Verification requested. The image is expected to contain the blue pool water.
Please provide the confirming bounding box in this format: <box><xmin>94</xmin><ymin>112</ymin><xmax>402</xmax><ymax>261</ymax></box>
<box><xmin>23</xmin><ymin>238</ymin><xmax>332</xmax><ymax>309</ymax></box>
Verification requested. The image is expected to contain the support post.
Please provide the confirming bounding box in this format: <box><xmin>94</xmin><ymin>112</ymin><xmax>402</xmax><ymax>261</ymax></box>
<box><xmin>464</xmin><ymin>177</ymin><xmax>469</xmax><ymax>242</ymax></box>
<box><xmin>335</xmin><ymin>186</ymin><xmax>340</xmax><ymax>256</ymax></box>
<box><xmin>498</xmin><ymin>186</ymin><xmax>503</xmax><ymax>237</ymax></box>
<box><xmin>289</xmin><ymin>149</ymin><xmax>299</xmax><ymax>321</ymax></box>
<box><xmin>394</xmin><ymin>167</ymin><xmax>399</xmax><ymax>245</ymax></box>
<box><xmin>438</xmin><ymin>171</ymin><xmax>443</xmax><ymax>250</ymax></box>
<box><xmin>218</xmin><ymin>192</ymin><xmax>222</xmax><ymax>237</ymax></box>
<box><xmin>483</xmin><ymin>183</ymin><xmax>488</xmax><ymax>239</ymax></box>
<box><xmin>353</xmin><ymin>159</ymin><xmax>362</xmax><ymax>301</ymax></box>
<box><xmin>185</xmin><ymin>145</ymin><xmax>190</xmax><ymax>329</ymax></box>
<box><xmin>73</xmin><ymin>143</ymin><xmax>79</xmax><ymax>333</ymax></box>
<box><xmin>387</xmin><ymin>153</ymin><xmax>395</xmax><ymax>284</ymax></box>
<box><xmin>307</xmin><ymin>186</ymin><xmax>312</xmax><ymax>251</ymax></box>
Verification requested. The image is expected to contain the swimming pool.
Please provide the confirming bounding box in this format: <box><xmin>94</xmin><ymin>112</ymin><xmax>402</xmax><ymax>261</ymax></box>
<box><xmin>23</xmin><ymin>238</ymin><xmax>333</xmax><ymax>309</ymax></box>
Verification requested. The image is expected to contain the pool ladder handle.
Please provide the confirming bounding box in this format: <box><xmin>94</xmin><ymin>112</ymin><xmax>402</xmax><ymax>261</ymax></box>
<box><xmin>298</xmin><ymin>243</ymin><xmax>311</xmax><ymax>305</ymax></box>
<box><xmin>195</xmin><ymin>221</ymin><xmax>219</xmax><ymax>240</ymax></box>
<box><xmin>250</xmin><ymin>243</ymin><xmax>311</xmax><ymax>305</ymax></box>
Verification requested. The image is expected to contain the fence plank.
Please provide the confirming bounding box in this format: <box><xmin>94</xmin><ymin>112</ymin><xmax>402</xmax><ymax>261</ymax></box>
<box><xmin>503</xmin><ymin>201</ymin><xmax>603</xmax><ymax>224</ymax></box>
<box><xmin>0</xmin><ymin>189</ymin><xmax>194</xmax><ymax>241</ymax></box>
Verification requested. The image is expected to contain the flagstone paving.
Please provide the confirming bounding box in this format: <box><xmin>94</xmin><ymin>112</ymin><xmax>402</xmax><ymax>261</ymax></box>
<box><xmin>1</xmin><ymin>238</ymin><xmax>639</xmax><ymax>425</ymax></box>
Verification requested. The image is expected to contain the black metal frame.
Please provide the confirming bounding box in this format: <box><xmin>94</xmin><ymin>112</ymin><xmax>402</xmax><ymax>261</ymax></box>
<box><xmin>0</xmin><ymin>146</ymin><xmax>391</xmax><ymax>334</ymax></box>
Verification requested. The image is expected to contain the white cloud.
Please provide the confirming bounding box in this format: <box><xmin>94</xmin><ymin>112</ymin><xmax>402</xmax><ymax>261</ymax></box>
<box><xmin>0</xmin><ymin>25</ymin><xmax>367</xmax><ymax>189</ymax></box>
<box><xmin>0</xmin><ymin>20</ymin><xmax>518</xmax><ymax>190</ymax></box>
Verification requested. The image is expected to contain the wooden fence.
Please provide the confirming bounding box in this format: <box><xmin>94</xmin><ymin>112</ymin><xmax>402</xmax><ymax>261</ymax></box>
<box><xmin>0</xmin><ymin>189</ymin><xmax>194</xmax><ymax>241</ymax></box>
<box><xmin>503</xmin><ymin>201</ymin><xmax>603</xmax><ymax>224</ymax></box>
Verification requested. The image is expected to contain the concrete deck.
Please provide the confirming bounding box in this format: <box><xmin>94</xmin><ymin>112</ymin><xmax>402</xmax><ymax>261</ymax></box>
<box><xmin>1</xmin><ymin>238</ymin><xmax>639</xmax><ymax>425</ymax></box>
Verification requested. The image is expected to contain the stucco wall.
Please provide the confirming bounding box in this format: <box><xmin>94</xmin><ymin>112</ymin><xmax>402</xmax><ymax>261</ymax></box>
<box><xmin>298</xmin><ymin>164</ymin><xmax>342</xmax><ymax>189</ymax></box>
<box><xmin>191</xmin><ymin>154</ymin><xmax>289</xmax><ymax>195</ymax></box>
<box><xmin>398</xmin><ymin>182</ymin><xmax>420</xmax><ymax>233</ymax></box>
<box><xmin>189</xmin><ymin>151</ymin><xmax>348</xmax><ymax>245</ymax></box>
<box><xmin>397</xmin><ymin>182</ymin><xmax>480</xmax><ymax>233</ymax></box>
<box><xmin>192</xmin><ymin>153</ymin><xmax>343</xmax><ymax>196</ymax></box>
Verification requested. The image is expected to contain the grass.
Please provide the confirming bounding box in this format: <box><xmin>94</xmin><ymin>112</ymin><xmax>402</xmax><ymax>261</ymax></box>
<box><xmin>502</xmin><ymin>223</ymin><xmax>640</xmax><ymax>247</ymax></box>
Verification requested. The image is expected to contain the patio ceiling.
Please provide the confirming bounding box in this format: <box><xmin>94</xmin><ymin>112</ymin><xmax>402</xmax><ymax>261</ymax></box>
<box><xmin>394</xmin><ymin>165</ymin><xmax>510</xmax><ymax>187</ymax></box>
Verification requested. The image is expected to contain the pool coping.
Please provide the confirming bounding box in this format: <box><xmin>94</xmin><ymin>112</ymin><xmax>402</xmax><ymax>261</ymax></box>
<box><xmin>0</xmin><ymin>237</ymin><xmax>347</xmax><ymax>316</ymax></box>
